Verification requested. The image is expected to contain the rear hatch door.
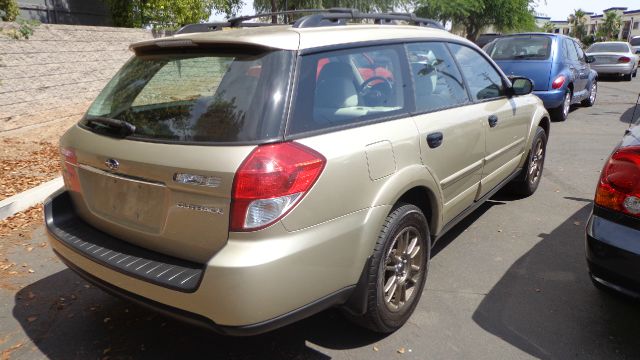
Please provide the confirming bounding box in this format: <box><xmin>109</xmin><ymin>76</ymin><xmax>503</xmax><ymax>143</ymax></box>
<box><xmin>61</xmin><ymin>45</ymin><xmax>293</xmax><ymax>263</ymax></box>
<box><xmin>494</xmin><ymin>60</ymin><xmax>553</xmax><ymax>91</ymax></box>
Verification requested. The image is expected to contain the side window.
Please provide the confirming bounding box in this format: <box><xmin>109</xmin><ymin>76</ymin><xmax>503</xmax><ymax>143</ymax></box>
<box><xmin>448</xmin><ymin>43</ymin><xmax>505</xmax><ymax>101</ymax></box>
<box><xmin>572</xmin><ymin>41</ymin><xmax>585</xmax><ymax>62</ymax></box>
<box><xmin>288</xmin><ymin>45</ymin><xmax>408</xmax><ymax>134</ymax></box>
<box><xmin>565</xmin><ymin>39</ymin><xmax>579</xmax><ymax>61</ymax></box>
<box><xmin>406</xmin><ymin>42</ymin><xmax>469</xmax><ymax>112</ymax></box>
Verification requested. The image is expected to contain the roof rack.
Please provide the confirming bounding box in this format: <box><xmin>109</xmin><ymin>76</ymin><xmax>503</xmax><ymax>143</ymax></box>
<box><xmin>175</xmin><ymin>8</ymin><xmax>444</xmax><ymax>34</ymax></box>
<box><xmin>293</xmin><ymin>10</ymin><xmax>445</xmax><ymax>29</ymax></box>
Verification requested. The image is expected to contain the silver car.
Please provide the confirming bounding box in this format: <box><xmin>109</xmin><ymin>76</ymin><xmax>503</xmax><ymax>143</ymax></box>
<box><xmin>586</xmin><ymin>41</ymin><xmax>639</xmax><ymax>81</ymax></box>
<box><xmin>631</xmin><ymin>36</ymin><xmax>640</xmax><ymax>55</ymax></box>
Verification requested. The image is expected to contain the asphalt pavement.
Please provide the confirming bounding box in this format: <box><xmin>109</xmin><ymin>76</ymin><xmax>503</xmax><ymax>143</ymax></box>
<box><xmin>2</xmin><ymin>76</ymin><xmax>640</xmax><ymax>360</ymax></box>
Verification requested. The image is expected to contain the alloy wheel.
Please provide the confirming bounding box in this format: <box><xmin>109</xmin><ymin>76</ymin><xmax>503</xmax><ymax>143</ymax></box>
<box><xmin>562</xmin><ymin>92</ymin><xmax>571</xmax><ymax>118</ymax></box>
<box><xmin>529</xmin><ymin>138</ymin><xmax>544</xmax><ymax>185</ymax></box>
<box><xmin>589</xmin><ymin>82</ymin><xmax>597</xmax><ymax>104</ymax></box>
<box><xmin>383</xmin><ymin>226</ymin><xmax>424</xmax><ymax>312</ymax></box>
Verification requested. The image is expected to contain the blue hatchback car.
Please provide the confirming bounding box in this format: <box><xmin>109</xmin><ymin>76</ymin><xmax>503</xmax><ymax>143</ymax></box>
<box><xmin>484</xmin><ymin>33</ymin><xmax>598</xmax><ymax>121</ymax></box>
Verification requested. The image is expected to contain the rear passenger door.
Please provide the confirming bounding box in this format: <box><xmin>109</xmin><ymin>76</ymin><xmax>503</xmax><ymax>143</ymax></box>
<box><xmin>448</xmin><ymin>43</ymin><xmax>529</xmax><ymax>199</ymax></box>
<box><xmin>406</xmin><ymin>42</ymin><xmax>484</xmax><ymax>225</ymax></box>
<box><xmin>570</xmin><ymin>40</ymin><xmax>589</xmax><ymax>94</ymax></box>
<box><xmin>563</xmin><ymin>38</ymin><xmax>581</xmax><ymax>90</ymax></box>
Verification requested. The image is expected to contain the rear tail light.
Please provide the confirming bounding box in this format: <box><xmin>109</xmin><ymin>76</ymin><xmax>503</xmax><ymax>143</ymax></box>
<box><xmin>230</xmin><ymin>142</ymin><xmax>326</xmax><ymax>231</ymax></box>
<box><xmin>618</xmin><ymin>56</ymin><xmax>631</xmax><ymax>63</ymax></box>
<box><xmin>595</xmin><ymin>146</ymin><xmax>640</xmax><ymax>216</ymax></box>
<box><xmin>551</xmin><ymin>75</ymin><xmax>565</xmax><ymax>89</ymax></box>
<box><xmin>60</xmin><ymin>147</ymin><xmax>81</xmax><ymax>192</ymax></box>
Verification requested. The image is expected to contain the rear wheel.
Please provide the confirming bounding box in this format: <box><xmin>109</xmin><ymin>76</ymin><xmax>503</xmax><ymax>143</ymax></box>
<box><xmin>550</xmin><ymin>91</ymin><xmax>571</xmax><ymax>121</ymax></box>
<box><xmin>624</xmin><ymin>72</ymin><xmax>633</xmax><ymax>81</ymax></box>
<box><xmin>347</xmin><ymin>204</ymin><xmax>430</xmax><ymax>333</ymax></box>
<box><xmin>581</xmin><ymin>80</ymin><xmax>597</xmax><ymax>107</ymax></box>
<box><xmin>509</xmin><ymin>127</ymin><xmax>547</xmax><ymax>196</ymax></box>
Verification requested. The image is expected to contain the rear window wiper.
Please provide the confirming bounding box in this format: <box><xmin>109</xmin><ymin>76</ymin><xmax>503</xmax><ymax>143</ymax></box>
<box><xmin>85</xmin><ymin>116</ymin><xmax>136</xmax><ymax>138</ymax></box>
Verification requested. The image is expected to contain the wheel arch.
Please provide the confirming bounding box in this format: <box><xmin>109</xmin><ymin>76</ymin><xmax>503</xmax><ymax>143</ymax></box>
<box><xmin>343</xmin><ymin>167</ymin><xmax>442</xmax><ymax>316</ymax></box>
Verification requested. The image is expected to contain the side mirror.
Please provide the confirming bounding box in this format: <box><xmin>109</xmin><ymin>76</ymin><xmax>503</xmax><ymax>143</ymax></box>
<box><xmin>586</xmin><ymin>55</ymin><xmax>595</xmax><ymax>63</ymax></box>
<box><xmin>510</xmin><ymin>76</ymin><xmax>534</xmax><ymax>96</ymax></box>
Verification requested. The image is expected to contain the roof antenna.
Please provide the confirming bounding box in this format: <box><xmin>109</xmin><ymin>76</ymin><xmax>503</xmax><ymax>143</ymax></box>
<box><xmin>627</xmin><ymin>92</ymin><xmax>640</xmax><ymax>134</ymax></box>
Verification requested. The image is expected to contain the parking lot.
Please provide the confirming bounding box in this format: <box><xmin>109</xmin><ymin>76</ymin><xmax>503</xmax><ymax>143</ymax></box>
<box><xmin>1</xmin><ymin>77</ymin><xmax>640</xmax><ymax>360</ymax></box>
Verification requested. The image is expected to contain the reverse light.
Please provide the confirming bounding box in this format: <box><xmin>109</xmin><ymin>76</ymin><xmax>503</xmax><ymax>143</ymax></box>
<box><xmin>595</xmin><ymin>146</ymin><xmax>640</xmax><ymax>217</ymax></box>
<box><xmin>230</xmin><ymin>142</ymin><xmax>326</xmax><ymax>231</ymax></box>
<box><xmin>618</xmin><ymin>56</ymin><xmax>631</xmax><ymax>63</ymax></box>
<box><xmin>60</xmin><ymin>147</ymin><xmax>81</xmax><ymax>192</ymax></box>
<box><xmin>551</xmin><ymin>75</ymin><xmax>565</xmax><ymax>89</ymax></box>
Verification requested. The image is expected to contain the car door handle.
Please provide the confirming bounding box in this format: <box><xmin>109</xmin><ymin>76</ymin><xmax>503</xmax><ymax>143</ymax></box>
<box><xmin>426</xmin><ymin>132</ymin><xmax>443</xmax><ymax>148</ymax></box>
<box><xmin>488</xmin><ymin>115</ymin><xmax>498</xmax><ymax>128</ymax></box>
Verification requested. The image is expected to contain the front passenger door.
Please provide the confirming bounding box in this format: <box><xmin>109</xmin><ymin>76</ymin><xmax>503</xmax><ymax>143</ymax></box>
<box><xmin>448</xmin><ymin>43</ymin><xmax>529</xmax><ymax>199</ymax></box>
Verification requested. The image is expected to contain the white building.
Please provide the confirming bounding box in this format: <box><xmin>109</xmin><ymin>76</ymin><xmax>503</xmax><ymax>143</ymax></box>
<box><xmin>546</xmin><ymin>6</ymin><xmax>640</xmax><ymax>40</ymax></box>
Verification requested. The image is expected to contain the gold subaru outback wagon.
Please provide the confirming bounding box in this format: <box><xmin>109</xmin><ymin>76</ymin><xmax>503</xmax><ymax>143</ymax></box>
<box><xmin>45</xmin><ymin>10</ymin><xmax>550</xmax><ymax>335</ymax></box>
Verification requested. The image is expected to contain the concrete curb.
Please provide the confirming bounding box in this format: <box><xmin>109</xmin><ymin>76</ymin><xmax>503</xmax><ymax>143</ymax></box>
<box><xmin>0</xmin><ymin>177</ymin><xmax>63</xmax><ymax>220</ymax></box>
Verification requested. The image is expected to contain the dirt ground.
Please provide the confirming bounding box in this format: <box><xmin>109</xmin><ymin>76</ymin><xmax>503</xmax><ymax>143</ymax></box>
<box><xmin>0</xmin><ymin>116</ymin><xmax>78</xmax><ymax>246</ymax></box>
<box><xmin>0</xmin><ymin>116</ymin><xmax>79</xmax><ymax>201</ymax></box>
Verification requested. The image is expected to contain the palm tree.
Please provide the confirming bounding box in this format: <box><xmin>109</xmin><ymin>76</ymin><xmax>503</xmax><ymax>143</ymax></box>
<box><xmin>568</xmin><ymin>9</ymin><xmax>586</xmax><ymax>41</ymax></box>
<box><xmin>596</xmin><ymin>10</ymin><xmax>621</xmax><ymax>41</ymax></box>
<box><xmin>542</xmin><ymin>21</ymin><xmax>554</xmax><ymax>33</ymax></box>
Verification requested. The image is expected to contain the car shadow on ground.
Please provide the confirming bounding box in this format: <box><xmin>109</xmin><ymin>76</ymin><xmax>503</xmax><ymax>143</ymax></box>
<box><xmin>619</xmin><ymin>102</ymin><xmax>640</xmax><ymax>125</ymax></box>
<box><xmin>11</xmin><ymin>196</ymin><xmax>513</xmax><ymax>359</ymax></box>
<box><xmin>597</xmin><ymin>74</ymin><xmax>635</xmax><ymax>83</ymax></box>
<box><xmin>13</xmin><ymin>269</ymin><xmax>389</xmax><ymax>359</ymax></box>
<box><xmin>472</xmin><ymin>200</ymin><xmax>640</xmax><ymax>359</ymax></box>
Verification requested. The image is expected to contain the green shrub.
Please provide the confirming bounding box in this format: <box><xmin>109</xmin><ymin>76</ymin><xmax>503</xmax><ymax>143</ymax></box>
<box><xmin>0</xmin><ymin>0</ymin><xmax>19</xmax><ymax>22</ymax></box>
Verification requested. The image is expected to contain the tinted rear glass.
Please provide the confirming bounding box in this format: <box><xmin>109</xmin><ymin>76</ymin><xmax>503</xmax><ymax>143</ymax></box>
<box><xmin>287</xmin><ymin>44</ymin><xmax>409</xmax><ymax>135</ymax></box>
<box><xmin>82</xmin><ymin>49</ymin><xmax>292</xmax><ymax>143</ymax></box>
<box><xmin>587</xmin><ymin>43</ymin><xmax>629</xmax><ymax>53</ymax></box>
<box><xmin>631</xmin><ymin>38</ymin><xmax>640</xmax><ymax>46</ymax></box>
<box><xmin>486</xmin><ymin>36</ymin><xmax>552</xmax><ymax>60</ymax></box>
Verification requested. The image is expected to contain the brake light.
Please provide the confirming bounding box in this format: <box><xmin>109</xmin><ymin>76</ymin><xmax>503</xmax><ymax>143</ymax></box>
<box><xmin>595</xmin><ymin>146</ymin><xmax>640</xmax><ymax>216</ymax></box>
<box><xmin>551</xmin><ymin>75</ymin><xmax>565</xmax><ymax>89</ymax></box>
<box><xmin>230</xmin><ymin>142</ymin><xmax>326</xmax><ymax>231</ymax></box>
<box><xmin>618</xmin><ymin>56</ymin><xmax>631</xmax><ymax>63</ymax></box>
<box><xmin>60</xmin><ymin>147</ymin><xmax>81</xmax><ymax>192</ymax></box>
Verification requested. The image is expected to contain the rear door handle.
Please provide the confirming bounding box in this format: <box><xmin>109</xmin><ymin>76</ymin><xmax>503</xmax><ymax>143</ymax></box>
<box><xmin>488</xmin><ymin>115</ymin><xmax>498</xmax><ymax>128</ymax></box>
<box><xmin>426</xmin><ymin>132</ymin><xmax>443</xmax><ymax>148</ymax></box>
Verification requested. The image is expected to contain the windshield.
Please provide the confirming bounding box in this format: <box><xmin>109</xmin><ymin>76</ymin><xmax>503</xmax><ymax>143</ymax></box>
<box><xmin>82</xmin><ymin>49</ymin><xmax>293</xmax><ymax>143</ymax></box>
<box><xmin>587</xmin><ymin>43</ymin><xmax>629</xmax><ymax>53</ymax></box>
<box><xmin>486</xmin><ymin>36</ymin><xmax>552</xmax><ymax>60</ymax></box>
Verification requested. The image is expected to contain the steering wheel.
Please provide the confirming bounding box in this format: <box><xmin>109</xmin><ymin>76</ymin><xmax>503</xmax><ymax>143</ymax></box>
<box><xmin>358</xmin><ymin>76</ymin><xmax>393</xmax><ymax>106</ymax></box>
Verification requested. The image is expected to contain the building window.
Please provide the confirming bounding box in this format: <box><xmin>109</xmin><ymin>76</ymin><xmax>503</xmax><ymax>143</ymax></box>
<box><xmin>634</xmin><ymin>22</ymin><xmax>639</xmax><ymax>30</ymax></box>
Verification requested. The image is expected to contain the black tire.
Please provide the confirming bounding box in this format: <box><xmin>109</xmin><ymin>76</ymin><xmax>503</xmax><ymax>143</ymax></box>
<box><xmin>581</xmin><ymin>80</ymin><xmax>597</xmax><ymax>107</ymax></box>
<box><xmin>509</xmin><ymin>127</ymin><xmax>547</xmax><ymax>196</ymax></box>
<box><xmin>349</xmin><ymin>204</ymin><xmax>430</xmax><ymax>333</ymax></box>
<box><xmin>550</xmin><ymin>90</ymin><xmax>570</xmax><ymax>121</ymax></box>
<box><xmin>624</xmin><ymin>72</ymin><xmax>632</xmax><ymax>81</ymax></box>
<box><xmin>633</xmin><ymin>69</ymin><xmax>637</xmax><ymax>78</ymax></box>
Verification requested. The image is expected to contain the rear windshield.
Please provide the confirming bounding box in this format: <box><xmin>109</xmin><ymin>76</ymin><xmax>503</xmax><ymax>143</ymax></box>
<box><xmin>82</xmin><ymin>49</ymin><xmax>292</xmax><ymax>143</ymax></box>
<box><xmin>485</xmin><ymin>36</ymin><xmax>552</xmax><ymax>60</ymax></box>
<box><xmin>587</xmin><ymin>43</ymin><xmax>629</xmax><ymax>53</ymax></box>
<box><xmin>631</xmin><ymin>38</ymin><xmax>640</xmax><ymax>46</ymax></box>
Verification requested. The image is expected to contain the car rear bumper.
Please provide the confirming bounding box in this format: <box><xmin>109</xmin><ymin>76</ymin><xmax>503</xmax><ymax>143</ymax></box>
<box><xmin>586</xmin><ymin>212</ymin><xmax>640</xmax><ymax>297</ymax></box>
<box><xmin>533</xmin><ymin>89</ymin><xmax>566</xmax><ymax>110</ymax></box>
<box><xmin>46</xmin><ymin>191</ymin><xmax>388</xmax><ymax>334</ymax></box>
<box><xmin>590</xmin><ymin>63</ymin><xmax>635</xmax><ymax>75</ymax></box>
